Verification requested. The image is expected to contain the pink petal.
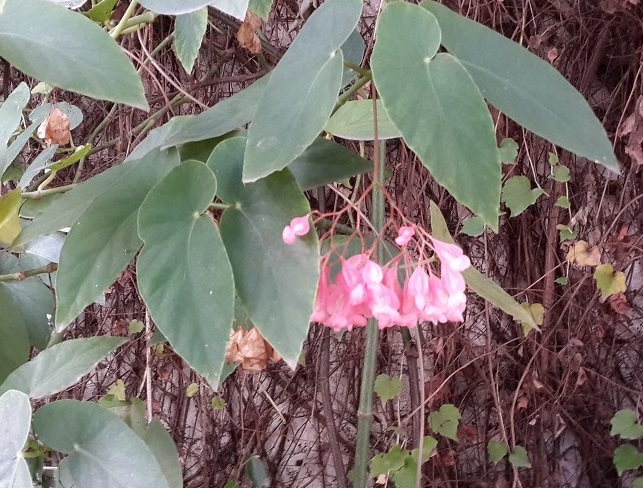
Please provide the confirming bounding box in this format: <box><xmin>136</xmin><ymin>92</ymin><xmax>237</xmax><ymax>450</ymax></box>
<box><xmin>395</xmin><ymin>226</ymin><xmax>415</xmax><ymax>246</ymax></box>
<box><xmin>431</xmin><ymin>238</ymin><xmax>471</xmax><ymax>271</ymax></box>
<box><xmin>282</xmin><ymin>226</ymin><xmax>297</xmax><ymax>245</ymax></box>
<box><xmin>289</xmin><ymin>215</ymin><xmax>310</xmax><ymax>236</ymax></box>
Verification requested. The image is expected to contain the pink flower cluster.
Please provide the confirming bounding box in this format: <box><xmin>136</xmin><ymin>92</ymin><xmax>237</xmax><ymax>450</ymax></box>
<box><xmin>311</xmin><ymin>236</ymin><xmax>471</xmax><ymax>332</ymax></box>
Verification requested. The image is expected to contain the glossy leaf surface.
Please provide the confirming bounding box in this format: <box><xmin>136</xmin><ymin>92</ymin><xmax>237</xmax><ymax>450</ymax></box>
<box><xmin>422</xmin><ymin>1</ymin><xmax>618</xmax><ymax>172</ymax></box>
<box><xmin>372</xmin><ymin>3</ymin><xmax>501</xmax><ymax>228</ymax></box>
<box><xmin>0</xmin><ymin>0</ymin><xmax>147</xmax><ymax>110</ymax></box>
<box><xmin>55</xmin><ymin>148</ymin><xmax>179</xmax><ymax>330</ymax></box>
<box><xmin>208</xmin><ymin>138</ymin><xmax>319</xmax><ymax>368</ymax></box>
<box><xmin>0</xmin><ymin>337</ymin><xmax>126</xmax><ymax>399</ymax></box>
<box><xmin>243</xmin><ymin>0</ymin><xmax>362</xmax><ymax>182</ymax></box>
<box><xmin>137</xmin><ymin>161</ymin><xmax>234</xmax><ymax>389</ymax></box>
<box><xmin>33</xmin><ymin>400</ymin><xmax>170</xmax><ymax>488</ymax></box>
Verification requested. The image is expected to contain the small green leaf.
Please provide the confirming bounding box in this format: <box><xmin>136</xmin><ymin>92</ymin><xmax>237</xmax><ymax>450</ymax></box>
<box><xmin>369</xmin><ymin>445</ymin><xmax>407</xmax><ymax>477</ymax></box>
<box><xmin>0</xmin><ymin>0</ymin><xmax>148</xmax><ymax>110</ymax></box>
<box><xmin>211</xmin><ymin>396</ymin><xmax>226</xmax><ymax>410</ymax></box>
<box><xmin>499</xmin><ymin>138</ymin><xmax>518</xmax><ymax>164</ymax></box>
<box><xmin>460</xmin><ymin>215</ymin><xmax>485</xmax><ymax>237</ymax></box>
<box><xmin>0</xmin><ymin>187</ymin><xmax>22</xmax><ymax>245</ymax></box>
<box><xmin>128</xmin><ymin>319</ymin><xmax>144</xmax><ymax>335</ymax></box>
<box><xmin>487</xmin><ymin>440</ymin><xmax>508</xmax><ymax>464</ymax></box>
<box><xmin>374</xmin><ymin>373</ymin><xmax>402</xmax><ymax>405</ymax></box>
<box><xmin>428</xmin><ymin>403</ymin><xmax>461</xmax><ymax>441</ymax></box>
<box><xmin>555</xmin><ymin>196</ymin><xmax>570</xmax><ymax>209</ymax></box>
<box><xmin>613</xmin><ymin>444</ymin><xmax>643</xmax><ymax>475</ymax></box>
<box><xmin>48</xmin><ymin>144</ymin><xmax>92</xmax><ymax>171</ymax></box>
<box><xmin>633</xmin><ymin>477</ymin><xmax>643</xmax><ymax>488</ymax></box>
<box><xmin>594</xmin><ymin>263</ymin><xmax>627</xmax><ymax>299</ymax></box>
<box><xmin>519</xmin><ymin>302</ymin><xmax>544</xmax><ymax>335</ymax></box>
<box><xmin>106</xmin><ymin>379</ymin><xmax>127</xmax><ymax>402</ymax></box>
<box><xmin>410</xmin><ymin>436</ymin><xmax>438</xmax><ymax>464</ymax></box>
<box><xmin>610</xmin><ymin>410</ymin><xmax>643</xmax><ymax>440</ymax></box>
<box><xmin>33</xmin><ymin>400</ymin><xmax>170</xmax><ymax>488</ymax></box>
<box><xmin>557</xmin><ymin>224</ymin><xmax>577</xmax><ymax>242</ymax></box>
<box><xmin>248</xmin><ymin>0</ymin><xmax>273</xmax><ymax>19</ymax></box>
<box><xmin>173</xmin><ymin>7</ymin><xmax>208</xmax><ymax>74</ymax></box>
<box><xmin>0</xmin><ymin>390</ymin><xmax>32</xmax><ymax>487</ymax></box>
<box><xmin>0</xmin><ymin>337</ymin><xmax>126</xmax><ymax>399</ymax></box>
<box><xmin>551</xmin><ymin>165</ymin><xmax>571</xmax><ymax>182</ymax></box>
<box><xmin>245</xmin><ymin>455</ymin><xmax>268</xmax><ymax>488</ymax></box>
<box><xmin>508</xmin><ymin>445</ymin><xmax>531</xmax><ymax>468</ymax></box>
<box><xmin>555</xmin><ymin>276</ymin><xmax>568</xmax><ymax>285</ymax></box>
<box><xmin>186</xmin><ymin>383</ymin><xmax>199</xmax><ymax>398</ymax></box>
<box><xmin>88</xmin><ymin>0</ymin><xmax>119</xmax><ymax>22</ymax></box>
<box><xmin>325</xmin><ymin>99</ymin><xmax>401</xmax><ymax>140</ymax></box>
<box><xmin>391</xmin><ymin>457</ymin><xmax>418</xmax><ymax>488</ymax></box>
<box><xmin>548</xmin><ymin>152</ymin><xmax>559</xmax><ymax>165</ymax></box>
<box><xmin>501</xmin><ymin>176</ymin><xmax>545</xmax><ymax>217</ymax></box>
<box><xmin>224</xmin><ymin>482</ymin><xmax>240</xmax><ymax>488</ymax></box>
<box><xmin>244</xmin><ymin>0</ymin><xmax>362</xmax><ymax>182</ymax></box>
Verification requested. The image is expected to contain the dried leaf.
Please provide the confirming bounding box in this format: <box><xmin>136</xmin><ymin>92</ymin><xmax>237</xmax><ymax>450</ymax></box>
<box><xmin>37</xmin><ymin>107</ymin><xmax>71</xmax><ymax>145</ymax></box>
<box><xmin>547</xmin><ymin>47</ymin><xmax>559</xmax><ymax>63</ymax></box>
<box><xmin>237</xmin><ymin>12</ymin><xmax>262</xmax><ymax>54</ymax></box>
<box><xmin>609</xmin><ymin>293</ymin><xmax>631</xmax><ymax>314</ymax></box>
<box><xmin>618</xmin><ymin>96</ymin><xmax>643</xmax><ymax>166</ymax></box>
<box><xmin>517</xmin><ymin>396</ymin><xmax>528</xmax><ymax>411</ymax></box>
<box><xmin>566</xmin><ymin>240</ymin><xmax>602</xmax><ymax>267</ymax></box>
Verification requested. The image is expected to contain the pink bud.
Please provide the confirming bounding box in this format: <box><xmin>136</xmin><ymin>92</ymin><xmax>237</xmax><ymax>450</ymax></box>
<box><xmin>431</xmin><ymin>238</ymin><xmax>471</xmax><ymax>271</ymax></box>
<box><xmin>395</xmin><ymin>226</ymin><xmax>415</xmax><ymax>246</ymax></box>
<box><xmin>282</xmin><ymin>215</ymin><xmax>310</xmax><ymax>245</ymax></box>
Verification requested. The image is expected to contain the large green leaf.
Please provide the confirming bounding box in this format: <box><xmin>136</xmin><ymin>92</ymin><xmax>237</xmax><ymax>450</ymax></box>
<box><xmin>160</xmin><ymin>75</ymin><xmax>270</xmax><ymax>149</ymax></box>
<box><xmin>0</xmin><ymin>253</ymin><xmax>54</xmax><ymax>350</ymax></box>
<box><xmin>173</xmin><ymin>7</ymin><xmax>208</xmax><ymax>74</ymax></box>
<box><xmin>55</xmin><ymin>148</ymin><xmax>180</xmax><ymax>330</ymax></box>
<box><xmin>207</xmin><ymin>138</ymin><xmax>319</xmax><ymax>368</ymax></box>
<box><xmin>422</xmin><ymin>1</ymin><xmax>618</xmax><ymax>172</ymax></box>
<box><xmin>372</xmin><ymin>2</ymin><xmax>500</xmax><ymax>229</ymax></box>
<box><xmin>0</xmin><ymin>337</ymin><xmax>126</xmax><ymax>399</ymax></box>
<box><xmin>33</xmin><ymin>400</ymin><xmax>170</xmax><ymax>488</ymax></box>
<box><xmin>288</xmin><ymin>137</ymin><xmax>372</xmax><ymax>190</ymax></box>
<box><xmin>0</xmin><ymin>292</ymin><xmax>30</xmax><ymax>386</ymax></box>
<box><xmin>139</xmin><ymin>0</ymin><xmax>248</xmax><ymax>19</ymax></box>
<box><xmin>137</xmin><ymin>161</ymin><xmax>234</xmax><ymax>389</ymax></box>
<box><xmin>429</xmin><ymin>201</ymin><xmax>537</xmax><ymax>331</ymax></box>
<box><xmin>0</xmin><ymin>390</ymin><xmax>31</xmax><ymax>488</ymax></box>
<box><xmin>0</xmin><ymin>0</ymin><xmax>147</xmax><ymax>110</ymax></box>
<box><xmin>325</xmin><ymin>99</ymin><xmax>401</xmax><ymax>141</ymax></box>
<box><xmin>0</xmin><ymin>83</ymin><xmax>30</xmax><ymax>176</ymax></box>
<box><xmin>243</xmin><ymin>0</ymin><xmax>362</xmax><ymax>182</ymax></box>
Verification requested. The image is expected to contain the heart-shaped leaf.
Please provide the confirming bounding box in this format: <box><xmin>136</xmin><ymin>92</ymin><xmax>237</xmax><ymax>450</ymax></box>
<box><xmin>243</xmin><ymin>0</ymin><xmax>362</xmax><ymax>182</ymax></box>
<box><xmin>372</xmin><ymin>3</ymin><xmax>501</xmax><ymax>229</ymax></box>
<box><xmin>0</xmin><ymin>337</ymin><xmax>126</xmax><ymax>399</ymax></box>
<box><xmin>207</xmin><ymin>137</ymin><xmax>319</xmax><ymax>368</ymax></box>
<box><xmin>33</xmin><ymin>400</ymin><xmax>170</xmax><ymax>488</ymax></box>
<box><xmin>0</xmin><ymin>390</ymin><xmax>31</xmax><ymax>488</ymax></box>
<box><xmin>137</xmin><ymin>161</ymin><xmax>234</xmax><ymax>389</ymax></box>
<box><xmin>55</xmin><ymin>148</ymin><xmax>179</xmax><ymax>330</ymax></box>
<box><xmin>501</xmin><ymin>175</ymin><xmax>545</xmax><ymax>217</ymax></box>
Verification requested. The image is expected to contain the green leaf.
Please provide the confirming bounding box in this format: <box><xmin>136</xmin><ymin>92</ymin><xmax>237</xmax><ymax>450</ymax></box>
<box><xmin>137</xmin><ymin>161</ymin><xmax>234</xmax><ymax>389</ymax></box>
<box><xmin>173</xmin><ymin>7</ymin><xmax>208</xmax><ymax>74</ymax></box>
<box><xmin>208</xmin><ymin>137</ymin><xmax>319</xmax><ymax>368</ymax></box>
<box><xmin>211</xmin><ymin>395</ymin><xmax>226</xmax><ymax>410</ymax></box>
<box><xmin>460</xmin><ymin>215</ymin><xmax>485</xmax><ymax>237</ymax></box>
<box><xmin>139</xmin><ymin>0</ymin><xmax>248</xmax><ymax>19</ymax></box>
<box><xmin>160</xmin><ymin>75</ymin><xmax>270</xmax><ymax>149</ymax></box>
<box><xmin>519</xmin><ymin>302</ymin><xmax>544</xmax><ymax>335</ymax></box>
<box><xmin>372</xmin><ymin>3</ymin><xmax>500</xmax><ymax>229</ymax></box>
<box><xmin>409</xmin><ymin>436</ymin><xmax>438</xmax><ymax>464</ymax></box>
<box><xmin>421</xmin><ymin>1</ymin><xmax>618</xmax><ymax>172</ymax></box>
<box><xmin>0</xmin><ymin>0</ymin><xmax>148</xmax><ymax>110</ymax></box>
<box><xmin>245</xmin><ymin>455</ymin><xmax>268</xmax><ymax>488</ymax></box>
<box><xmin>48</xmin><ymin>144</ymin><xmax>92</xmax><ymax>171</ymax></box>
<box><xmin>430</xmin><ymin>201</ymin><xmax>538</xmax><ymax>331</ymax></box>
<box><xmin>106</xmin><ymin>379</ymin><xmax>126</xmax><ymax>402</ymax></box>
<box><xmin>0</xmin><ymin>292</ymin><xmax>29</xmax><ymax>385</ymax></box>
<box><xmin>487</xmin><ymin>440</ymin><xmax>508</xmax><ymax>464</ymax></box>
<box><xmin>224</xmin><ymin>482</ymin><xmax>240</xmax><ymax>488</ymax></box>
<box><xmin>551</xmin><ymin>165</ymin><xmax>571</xmax><ymax>182</ymax></box>
<box><xmin>0</xmin><ymin>83</ymin><xmax>30</xmax><ymax>176</ymax></box>
<box><xmin>340</xmin><ymin>29</ymin><xmax>365</xmax><ymax>87</ymax></box>
<box><xmin>55</xmin><ymin>148</ymin><xmax>180</xmax><ymax>330</ymax></box>
<box><xmin>555</xmin><ymin>196</ymin><xmax>570</xmax><ymax>209</ymax></box>
<box><xmin>499</xmin><ymin>138</ymin><xmax>518</xmax><ymax>164</ymax></box>
<box><xmin>369</xmin><ymin>444</ymin><xmax>407</xmax><ymax>477</ymax></box>
<box><xmin>33</xmin><ymin>400</ymin><xmax>170</xmax><ymax>488</ymax></box>
<box><xmin>287</xmin><ymin>137</ymin><xmax>372</xmax><ymax>190</ymax></box>
<box><xmin>248</xmin><ymin>0</ymin><xmax>273</xmax><ymax>19</ymax></box>
<box><xmin>633</xmin><ymin>478</ymin><xmax>643</xmax><ymax>488</ymax></box>
<box><xmin>325</xmin><ymin>99</ymin><xmax>401</xmax><ymax>140</ymax></box>
<box><xmin>428</xmin><ymin>403</ymin><xmax>461</xmax><ymax>441</ymax></box>
<box><xmin>0</xmin><ymin>336</ymin><xmax>126</xmax><ymax>399</ymax></box>
<box><xmin>0</xmin><ymin>187</ymin><xmax>22</xmax><ymax>245</ymax></box>
<box><xmin>88</xmin><ymin>0</ymin><xmax>119</xmax><ymax>22</ymax></box>
<box><xmin>593</xmin><ymin>263</ymin><xmax>626</xmax><ymax>299</ymax></box>
<box><xmin>557</xmin><ymin>224</ymin><xmax>577</xmax><ymax>242</ymax></box>
<box><xmin>0</xmin><ymin>390</ymin><xmax>31</xmax><ymax>488</ymax></box>
<box><xmin>374</xmin><ymin>373</ymin><xmax>402</xmax><ymax>405</ymax></box>
<box><xmin>613</xmin><ymin>444</ymin><xmax>643</xmax><ymax>475</ymax></box>
<box><xmin>186</xmin><ymin>383</ymin><xmax>199</xmax><ymax>398</ymax></box>
<box><xmin>501</xmin><ymin>176</ymin><xmax>545</xmax><ymax>217</ymax></box>
<box><xmin>128</xmin><ymin>319</ymin><xmax>144</xmax><ymax>335</ymax></box>
<box><xmin>611</xmin><ymin>410</ymin><xmax>643</xmax><ymax>440</ymax></box>
<box><xmin>555</xmin><ymin>276</ymin><xmax>568</xmax><ymax>285</ymax></box>
<box><xmin>391</xmin><ymin>457</ymin><xmax>418</xmax><ymax>488</ymax></box>
<box><xmin>243</xmin><ymin>0</ymin><xmax>362</xmax><ymax>182</ymax></box>
<box><xmin>0</xmin><ymin>253</ymin><xmax>54</xmax><ymax>350</ymax></box>
<box><xmin>508</xmin><ymin>445</ymin><xmax>531</xmax><ymax>468</ymax></box>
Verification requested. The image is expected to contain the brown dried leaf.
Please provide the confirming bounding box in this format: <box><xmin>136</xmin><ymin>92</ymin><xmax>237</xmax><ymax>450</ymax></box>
<box><xmin>547</xmin><ymin>47</ymin><xmax>559</xmax><ymax>63</ymax></box>
<box><xmin>237</xmin><ymin>13</ymin><xmax>262</xmax><ymax>54</ymax></box>
<box><xmin>609</xmin><ymin>293</ymin><xmax>631</xmax><ymax>314</ymax></box>
<box><xmin>424</xmin><ymin>371</ymin><xmax>451</xmax><ymax>407</ymax></box>
<box><xmin>566</xmin><ymin>240</ymin><xmax>602</xmax><ymax>267</ymax></box>
<box><xmin>37</xmin><ymin>107</ymin><xmax>70</xmax><ymax>145</ymax></box>
<box><xmin>517</xmin><ymin>395</ymin><xmax>529</xmax><ymax>411</ymax></box>
<box><xmin>457</xmin><ymin>424</ymin><xmax>478</xmax><ymax>444</ymax></box>
<box><xmin>619</xmin><ymin>96</ymin><xmax>643</xmax><ymax>166</ymax></box>
<box><xmin>225</xmin><ymin>328</ymin><xmax>245</xmax><ymax>363</ymax></box>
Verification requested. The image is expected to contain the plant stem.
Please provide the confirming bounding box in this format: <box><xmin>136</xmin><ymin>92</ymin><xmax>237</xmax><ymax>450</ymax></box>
<box><xmin>0</xmin><ymin>263</ymin><xmax>57</xmax><ymax>282</ymax></box>
<box><xmin>22</xmin><ymin>184</ymin><xmax>75</xmax><ymax>199</ymax></box>
<box><xmin>110</xmin><ymin>0</ymin><xmax>139</xmax><ymax>39</ymax></box>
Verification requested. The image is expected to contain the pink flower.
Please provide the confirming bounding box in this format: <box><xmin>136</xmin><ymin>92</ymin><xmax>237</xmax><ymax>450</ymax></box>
<box><xmin>282</xmin><ymin>215</ymin><xmax>311</xmax><ymax>245</ymax></box>
<box><xmin>431</xmin><ymin>238</ymin><xmax>471</xmax><ymax>271</ymax></box>
<box><xmin>395</xmin><ymin>226</ymin><xmax>415</xmax><ymax>246</ymax></box>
